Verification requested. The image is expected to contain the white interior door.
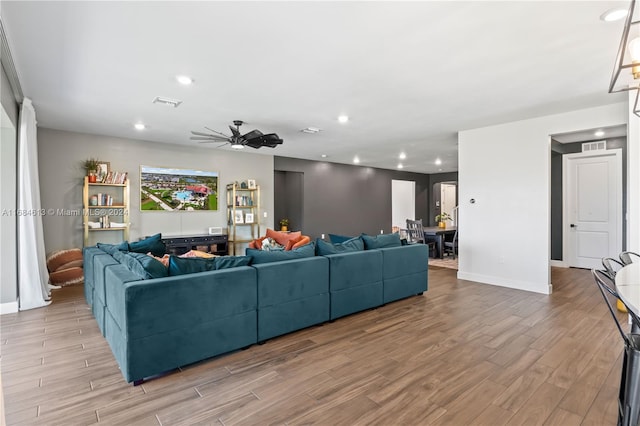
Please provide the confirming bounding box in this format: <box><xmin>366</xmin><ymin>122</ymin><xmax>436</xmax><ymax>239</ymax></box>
<box><xmin>564</xmin><ymin>150</ymin><xmax>622</xmax><ymax>269</ymax></box>
<box><xmin>392</xmin><ymin>180</ymin><xmax>415</xmax><ymax>230</ymax></box>
<box><xmin>441</xmin><ymin>183</ymin><xmax>457</xmax><ymax>225</ymax></box>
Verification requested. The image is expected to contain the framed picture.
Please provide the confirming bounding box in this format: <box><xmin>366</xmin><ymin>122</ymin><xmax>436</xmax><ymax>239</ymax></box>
<box><xmin>247</xmin><ymin>179</ymin><xmax>257</xmax><ymax>189</ymax></box>
<box><xmin>245</xmin><ymin>213</ymin><xmax>254</xmax><ymax>223</ymax></box>
<box><xmin>234</xmin><ymin>210</ymin><xmax>244</xmax><ymax>224</ymax></box>
<box><xmin>96</xmin><ymin>161</ymin><xmax>110</xmax><ymax>183</ymax></box>
<box><xmin>140</xmin><ymin>165</ymin><xmax>219</xmax><ymax>211</ymax></box>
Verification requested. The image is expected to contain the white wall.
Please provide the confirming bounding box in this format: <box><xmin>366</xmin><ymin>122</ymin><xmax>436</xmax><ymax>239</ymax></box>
<box><xmin>38</xmin><ymin>128</ymin><xmax>275</xmax><ymax>254</ymax></box>
<box><xmin>458</xmin><ymin>102</ymin><xmax>628</xmax><ymax>294</ymax></box>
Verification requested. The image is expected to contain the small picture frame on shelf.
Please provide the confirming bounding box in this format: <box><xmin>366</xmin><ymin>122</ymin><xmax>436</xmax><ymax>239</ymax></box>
<box><xmin>245</xmin><ymin>213</ymin><xmax>254</xmax><ymax>223</ymax></box>
<box><xmin>234</xmin><ymin>210</ymin><xmax>244</xmax><ymax>224</ymax></box>
<box><xmin>247</xmin><ymin>179</ymin><xmax>256</xmax><ymax>189</ymax></box>
<box><xmin>96</xmin><ymin>162</ymin><xmax>110</xmax><ymax>183</ymax></box>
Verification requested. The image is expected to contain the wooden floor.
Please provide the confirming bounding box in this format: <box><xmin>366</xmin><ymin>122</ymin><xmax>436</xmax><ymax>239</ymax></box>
<box><xmin>1</xmin><ymin>267</ymin><xmax>627</xmax><ymax>425</ymax></box>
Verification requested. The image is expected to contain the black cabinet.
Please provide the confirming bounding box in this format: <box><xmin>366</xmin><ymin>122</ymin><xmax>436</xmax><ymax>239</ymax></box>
<box><xmin>162</xmin><ymin>234</ymin><xmax>228</xmax><ymax>256</ymax></box>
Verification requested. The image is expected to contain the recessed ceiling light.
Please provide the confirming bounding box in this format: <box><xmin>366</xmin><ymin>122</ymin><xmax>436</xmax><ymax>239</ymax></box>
<box><xmin>353</xmin><ymin>156</ymin><xmax>360</xmax><ymax>164</ymax></box>
<box><xmin>435</xmin><ymin>158</ymin><xmax>442</xmax><ymax>165</ymax></box>
<box><xmin>301</xmin><ymin>127</ymin><xmax>321</xmax><ymax>134</ymax></box>
<box><xmin>399</xmin><ymin>152</ymin><xmax>407</xmax><ymax>160</ymax></box>
<box><xmin>338</xmin><ymin>115</ymin><xmax>349</xmax><ymax>123</ymax></box>
<box><xmin>321</xmin><ymin>154</ymin><xmax>327</xmax><ymax>158</ymax></box>
<box><xmin>134</xmin><ymin>123</ymin><xmax>146</xmax><ymax>131</ymax></box>
<box><xmin>594</xmin><ymin>130</ymin><xmax>605</xmax><ymax>137</ymax></box>
<box><xmin>600</xmin><ymin>8</ymin><xmax>628</xmax><ymax>22</ymax></box>
<box><xmin>176</xmin><ymin>75</ymin><xmax>194</xmax><ymax>85</ymax></box>
<box><xmin>397</xmin><ymin>164</ymin><xmax>404</xmax><ymax>169</ymax></box>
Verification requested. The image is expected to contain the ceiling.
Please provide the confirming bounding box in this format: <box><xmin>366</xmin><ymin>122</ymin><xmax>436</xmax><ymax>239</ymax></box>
<box><xmin>0</xmin><ymin>1</ymin><xmax>631</xmax><ymax>174</ymax></box>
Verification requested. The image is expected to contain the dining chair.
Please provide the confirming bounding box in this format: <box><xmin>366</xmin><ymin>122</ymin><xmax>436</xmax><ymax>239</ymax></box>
<box><xmin>405</xmin><ymin>218</ymin><xmax>435</xmax><ymax>257</ymax></box>
<box><xmin>443</xmin><ymin>229</ymin><xmax>458</xmax><ymax>259</ymax></box>
<box><xmin>603</xmin><ymin>257</ymin><xmax>626</xmax><ymax>280</ymax></box>
<box><xmin>592</xmin><ymin>269</ymin><xmax>640</xmax><ymax>426</ymax></box>
<box><xmin>620</xmin><ymin>251</ymin><xmax>640</xmax><ymax>266</ymax></box>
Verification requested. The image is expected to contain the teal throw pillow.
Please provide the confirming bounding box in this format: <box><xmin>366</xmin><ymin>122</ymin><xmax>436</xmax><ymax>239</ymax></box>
<box><xmin>246</xmin><ymin>242</ymin><xmax>315</xmax><ymax>264</ymax></box>
<box><xmin>361</xmin><ymin>233</ymin><xmax>402</xmax><ymax>250</ymax></box>
<box><xmin>121</xmin><ymin>252</ymin><xmax>168</xmax><ymax>280</ymax></box>
<box><xmin>168</xmin><ymin>256</ymin><xmax>216</xmax><ymax>276</ymax></box>
<box><xmin>214</xmin><ymin>256</ymin><xmax>252</xmax><ymax>270</ymax></box>
<box><xmin>128</xmin><ymin>233</ymin><xmax>166</xmax><ymax>257</ymax></box>
<box><xmin>328</xmin><ymin>234</ymin><xmax>354</xmax><ymax>244</ymax></box>
<box><xmin>97</xmin><ymin>241</ymin><xmax>129</xmax><ymax>255</ymax></box>
<box><xmin>316</xmin><ymin>237</ymin><xmax>364</xmax><ymax>255</ymax></box>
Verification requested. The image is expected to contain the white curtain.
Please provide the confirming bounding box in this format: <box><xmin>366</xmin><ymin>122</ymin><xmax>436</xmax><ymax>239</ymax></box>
<box><xmin>17</xmin><ymin>98</ymin><xmax>54</xmax><ymax>310</ymax></box>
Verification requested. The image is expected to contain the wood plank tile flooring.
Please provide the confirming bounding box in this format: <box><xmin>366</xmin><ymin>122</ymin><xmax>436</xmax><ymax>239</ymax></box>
<box><xmin>0</xmin><ymin>267</ymin><xmax>626</xmax><ymax>425</ymax></box>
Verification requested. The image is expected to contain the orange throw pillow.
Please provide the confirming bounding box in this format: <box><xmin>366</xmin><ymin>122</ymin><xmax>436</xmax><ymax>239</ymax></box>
<box><xmin>265</xmin><ymin>229</ymin><xmax>302</xmax><ymax>249</ymax></box>
<box><xmin>286</xmin><ymin>235</ymin><xmax>311</xmax><ymax>250</ymax></box>
<box><xmin>249</xmin><ymin>235</ymin><xmax>268</xmax><ymax>250</ymax></box>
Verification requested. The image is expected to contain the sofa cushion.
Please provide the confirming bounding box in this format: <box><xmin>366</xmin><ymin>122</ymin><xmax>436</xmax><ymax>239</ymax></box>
<box><xmin>361</xmin><ymin>233</ymin><xmax>402</xmax><ymax>250</ymax></box>
<box><xmin>328</xmin><ymin>234</ymin><xmax>354</xmax><ymax>244</ymax></box>
<box><xmin>168</xmin><ymin>256</ymin><xmax>217</xmax><ymax>276</ymax></box>
<box><xmin>214</xmin><ymin>256</ymin><xmax>252</xmax><ymax>270</ymax></box>
<box><xmin>246</xmin><ymin>242</ymin><xmax>315</xmax><ymax>264</ymax></box>
<box><xmin>315</xmin><ymin>237</ymin><xmax>364</xmax><ymax>256</ymax></box>
<box><xmin>120</xmin><ymin>252</ymin><xmax>168</xmax><ymax>280</ymax></box>
<box><xmin>97</xmin><ymin>241</ymin><xmax>129</xmax><ymax>255</ymax></box>
<box><xmin>128</xmin><ymin>233</ymin><xmax>166</xmax><ymax>257</ymax></box>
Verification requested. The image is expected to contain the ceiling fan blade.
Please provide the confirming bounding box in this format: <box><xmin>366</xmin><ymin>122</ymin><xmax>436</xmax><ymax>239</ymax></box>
<box><xmin>190</xmin><ymin>136</ymin><xmax>229</xmax><ymax>141</ymax></box>
<box><xmin>242</xmin><ymin>129</ymin><xmax>264</xmax><ymax>140</ymax></box>
<box><xmin>204</xmin><ymin>127</ymin><xmax>230</xmax><ymax>138</ymax></box>
<box><xmin>191</xmin><ymin>131</ymin><xmax>216</xmax><ymax>137</ymax></box>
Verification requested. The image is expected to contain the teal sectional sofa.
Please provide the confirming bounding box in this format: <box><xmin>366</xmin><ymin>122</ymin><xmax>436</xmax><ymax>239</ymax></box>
<box><xmin>83</xmin><ymin>238</ymin><xmax>428</xmax><ymax>384</ymax></box>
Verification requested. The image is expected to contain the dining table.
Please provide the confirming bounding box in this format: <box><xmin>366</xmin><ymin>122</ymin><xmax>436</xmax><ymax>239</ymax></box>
<box><xmin>422</xmin><ymin>226</ymin><xmax>457</xmax><ymax>259</ymax></box>
<box><xmin>616</xmin><ymin>261</ymin><xmax>640</xmax><ymax>331</ymax></box>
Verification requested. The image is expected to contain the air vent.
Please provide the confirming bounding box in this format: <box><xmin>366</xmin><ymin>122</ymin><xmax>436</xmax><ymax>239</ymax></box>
<box><xmin>152</xmin><ymin>96</ymin><xmax>182</xmax><ymax>108</ymax></box>
<box><xmin>582</xmin><ymin>140</ymin><xmax>606</xmax><ymax>152</ymax></box>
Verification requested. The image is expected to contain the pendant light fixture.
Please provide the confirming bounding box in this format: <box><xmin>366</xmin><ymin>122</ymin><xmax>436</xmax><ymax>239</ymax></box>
<box><xmin>609</xmin><ymin>0</ymin><xmax>640</xmax><ymax>93</ymax></box>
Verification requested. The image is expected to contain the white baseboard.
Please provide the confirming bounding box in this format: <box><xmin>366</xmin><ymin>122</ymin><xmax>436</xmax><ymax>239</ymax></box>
<box><xmin>456</xmin><ymin>271</ymin><xmax>551</xmax><ymax>295</ymax></box>
<box><xmin>550</xmin><ymin>260</ymin><xmax>569</xmax><ymax>268</ymax></box>
<box><xmin>0</xmin><ymin>300</ymin><xmax>18</xmax><ymax>315</ymax></box>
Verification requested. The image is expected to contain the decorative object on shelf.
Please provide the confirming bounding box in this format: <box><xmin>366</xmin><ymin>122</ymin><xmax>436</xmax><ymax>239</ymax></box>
<box><xmin>190</xmin><ymin>120</ymin><xmax>283</xmax><ymax>149</ymax></box>
<box><xmin>226</xmin><ymin>182</ymin><xmax>260</xmax><ymax>255</ymax></box>
<box><xmin>83</xmin><ymin>158</ymin><xmax>100</xmax><ymax>183</ymax></box>
<box><xmin>248</xmin><ymin>179</ymin><xmax>257</xmax><ymax>189</ymax></box>
<box><xmin>240</xmin><ymin>181</ymin><xmax>248</xmax><ymax>189</ymax></box>
<box><xmin>96</xmin><ymin>161</ymin><xmax>110</xmax><ymax>183</ymax></box>
<box><xmin>608</xmin><ymin>0</ymin><xmax>639</xmax><ymax>95</ymax></box>
<box><xmin>140</xmin><ymin>165</ymin><xmax>218</xmax><ymax>212</ymax></box>
<box><xmin>435</xmin><ymin>212</ymin><xmax>452</xmax><ymax>228</ymax></box>
<box><xmin>279</xmin><ymin>218</ymin><xmax>289</xmax><ymax>232</ymax></box>
<box><xmin>234</xmin><ymin>210</ymin><xmax>244</xmax><ymax>224</ymax></box>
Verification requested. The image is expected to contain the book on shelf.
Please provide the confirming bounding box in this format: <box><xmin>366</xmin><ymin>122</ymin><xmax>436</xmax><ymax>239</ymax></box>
<box><xmin>101</xmin><ymin>171</ymin><xmax>128</xmax><ymax>184</ymax></box>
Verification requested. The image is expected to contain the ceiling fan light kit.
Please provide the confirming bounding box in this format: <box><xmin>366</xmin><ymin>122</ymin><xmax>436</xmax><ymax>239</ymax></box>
<box><xmin>190</xmin><ymin>120</ymin><xmax>283</xmax><ymax>149</ymax></box>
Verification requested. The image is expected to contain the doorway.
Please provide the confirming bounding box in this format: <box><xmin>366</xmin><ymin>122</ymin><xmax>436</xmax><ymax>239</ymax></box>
<box><xmin>563</xmin><ymin>150</ymin><xmax>623</xmax><ymax>269</ymax></box>
<box><xmin>391</xmin><ymin>180</ymin><xmax>415</xmax><ymax>230</ymax></box>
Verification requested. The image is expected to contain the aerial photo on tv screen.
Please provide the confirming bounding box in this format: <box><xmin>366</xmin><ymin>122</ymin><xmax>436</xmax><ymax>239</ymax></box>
<box><xmin>140</xmin><ymin>166</ymin><xmax>218</xmax><ymax>211</ymax></box>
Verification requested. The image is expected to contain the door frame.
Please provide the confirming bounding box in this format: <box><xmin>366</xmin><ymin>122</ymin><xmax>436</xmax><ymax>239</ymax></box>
<box><xmin>562</xmin><ymin>149</ymin><xmax>623</xmax><ymax>268</ymax></box>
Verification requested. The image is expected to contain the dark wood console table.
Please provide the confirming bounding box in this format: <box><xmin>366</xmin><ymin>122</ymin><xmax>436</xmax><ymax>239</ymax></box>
<box><xmin>161</xmin><ymin>234</ymin><xmax>228</xmax><ymax>256</ymax></box>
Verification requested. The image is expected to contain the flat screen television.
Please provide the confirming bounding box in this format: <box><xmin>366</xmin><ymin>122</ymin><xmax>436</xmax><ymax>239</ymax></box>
<box><xmin>140</xmin><ymin>165</ymin><xmax>218</xmax><ymax>212</ymax></box>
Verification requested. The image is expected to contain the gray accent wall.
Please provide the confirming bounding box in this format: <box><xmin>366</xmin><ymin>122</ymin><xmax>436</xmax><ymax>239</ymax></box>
<box><xmin>1</xmin><ymin>63</ymin><xmax>18</xmax><ymax>306</ymax></box>
<box><xmin>37</xmin><ymin>128</ymin><xmax>276</xmax><ymax>254</ymax></box>
<box><xmin>274</xmin><ymin>156</ymin><xmax>438</xmax><ymax>239</ymax></box>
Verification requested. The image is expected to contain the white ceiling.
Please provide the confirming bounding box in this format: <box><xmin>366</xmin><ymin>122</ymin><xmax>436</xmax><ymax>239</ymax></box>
<box><xmin>0</xmin><ymin>1</ymin><xmax>631</xmax><ymax>174</ymax></box>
